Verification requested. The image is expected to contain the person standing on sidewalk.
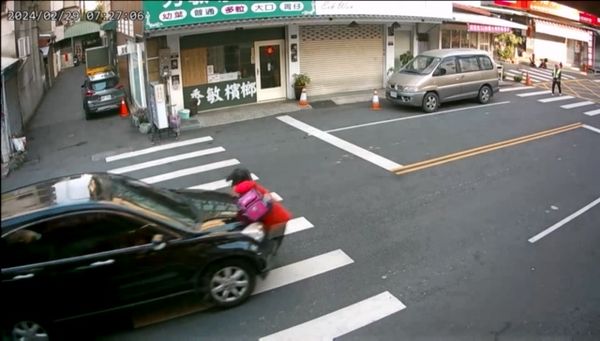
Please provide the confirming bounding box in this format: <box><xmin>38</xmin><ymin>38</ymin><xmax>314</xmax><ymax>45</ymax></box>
<box><xmin>552</xmin><ymin>63</ymin><xmax>562</xmax><ymax>96</ymax></box>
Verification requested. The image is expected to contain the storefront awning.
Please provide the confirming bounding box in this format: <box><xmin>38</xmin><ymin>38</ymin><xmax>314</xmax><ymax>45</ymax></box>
<box><xmin>451</xmin><ymin>12</ymin><xmax>527</xmax><ymax>30</ymax></box>
<box><xmin>534</xmin><ymin>19</ymin><xmax>591</xmax><ymax>41</ymax></box>
<box><xmin>1</xmin><ymin>57</ymin><xmax>20</xmax><ymax>75</ymax></box>
<box><xmin>63</xmin><ymin>21</ymin><xmax>100</xmax><ymax>40</ymax></box>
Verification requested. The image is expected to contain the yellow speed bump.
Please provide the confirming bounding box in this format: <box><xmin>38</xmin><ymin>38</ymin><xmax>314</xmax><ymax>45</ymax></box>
<box><xmin>392</xmin><ymin>122</ymin><xmax>582</xmax><ymax>175</ymax></box>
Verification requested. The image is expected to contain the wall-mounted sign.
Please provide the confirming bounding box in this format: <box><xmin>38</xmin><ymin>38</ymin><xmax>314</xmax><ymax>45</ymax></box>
<box><xmin>144</xmin><ymin>1</ymin><xmax>315</xmax><ymax>30</ymax></box>
<box><xmin>183</xmin><ymin>77</ymin><xmax>257</xmax><ymax>112</ymax></box>
<box><xmin>117</xmin><ymin>44</ymin><xmax>129</xmax><ymax>56</ymax></box>
<box><xmin>314</xmin><ymin>1</ymin><xmax>453</xmax><ymax>19</ymax></box>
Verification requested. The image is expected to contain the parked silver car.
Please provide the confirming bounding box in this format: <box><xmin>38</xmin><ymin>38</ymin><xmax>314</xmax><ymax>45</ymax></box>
<box><xmin>81</xmin><ymin>71</ymin><xmax>126</xmax><ymax>120</ymax></box>
<box><xmin>386</xmin><ymin>49</ymin><xmax>499</xmax><ymax>113</ymax></box>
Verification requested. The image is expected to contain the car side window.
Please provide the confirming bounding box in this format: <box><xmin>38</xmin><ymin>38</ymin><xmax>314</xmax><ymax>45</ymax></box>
<box><xmin>1</xmin><ymin>212</ymin><xmax>179</xmax><ymax>268</ymax></box>
<box><xmin>435</xmin><ymin>57</ymin><xmax>457</xmax><ymax>76</ymax></box>
<box><xmin>458</xmin><ymin>56</ymin><xmax>481</xmax><ymax>73</ymax></box>
<box><xmin>478</xmin><ymin>56</ymin><xmax>494</xmax><ymax>70</ymax></box>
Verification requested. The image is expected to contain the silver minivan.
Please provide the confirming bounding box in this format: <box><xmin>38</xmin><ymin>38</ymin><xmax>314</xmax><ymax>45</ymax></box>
<box><xmin>386</xmin><ymin>49</ymin><xmax>499</xmax><ymax>113</ymax></box>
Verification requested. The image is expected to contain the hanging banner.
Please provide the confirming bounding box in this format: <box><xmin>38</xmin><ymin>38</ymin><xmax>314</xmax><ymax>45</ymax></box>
<box><xmin>468</xmin><ymin>24</ymin><xmax>511</xmax><ymax>33</ymax></box>
<box><xmin>144</xmin><ymin>1</ymin><xmax>315</xmax><ymax>30</ymax></box>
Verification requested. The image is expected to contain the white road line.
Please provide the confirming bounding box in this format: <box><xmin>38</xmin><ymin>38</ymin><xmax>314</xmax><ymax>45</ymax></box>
<box><xmin>538</xmin><ymin>96</ymin><xmax>575</xmax><ymax>103</ymax></box>
<box><xmin>594</xmin><ymin>79</ymin><xmax>600</xmax><ymax>83</ymax></box>
<box><xmin>140</xmin><ymin>159</ymin><xmax>239</xmax><ymax>184</ymax></box>
<box><xmin>253</xmin><ymin>249</ymin><xmax>353</xmax><ymax>295</ymax></box>
<box><xmin>284</xmin><ymin>216</ymin><xmax>314</xmax><ymax>235</ymax></box>
<box><xmin>108</xmin><ymin>147</ymin><xmax>225</xmax><ymax>174</ymax></box>
<box><xmin>505</xmin><ymin>71</ymin><xmax>548</xmax><ymax>82</ymax></box>
<box><xmin>259</xmin><ymin>291</ymin><xmax>406</xmax><ymax>341</ymax></box>
<box><xmin>561</xmin><ymin>101</ymin><xmax>595</xmax><ymax>109</ymax></box>
<box><xmin>278</xmin><ymin>115</ymin><xmax>402</xmax><ymax>171</ymax></box>
<box><xmin>270</xmin><ymin>192</ymin><xmax>283</xmax><ymax>202</ymax></box>
<box><xmin>529</xmin><ymin>197</ymin><xmax>600</xmax><ymax>243</ymax></box>
<box><xmin>499</xmin><ymin>86</ymin><xmax>535</xmax><ymax>92</ymax></box>
<box><xmin>187</xmin><ymin>173</ymin><xmax>259</xmax><ymax>191</ymax></box>
<box><xmin>325</xmin><ymin>101</ymin><xmax>511</xmax><ymax>133</ymax></box>
<box><xmin>583</xmin><ymin>124</ymin><xmax>600</xmax><ymax>134</ymax></box>
<box><xmin>517</xmin><ymin>90</ymin><xmax>552</xmax><ymax>97</ymax></box>
<box><xmin>105</xmin><ymin>136</ymin><xmax>213</xmax><ymax>162</ymax></box>
<box><xmin>584</xmin><ymin>109</ymin><xmax>600</xmax><ymax>116</ymax></box>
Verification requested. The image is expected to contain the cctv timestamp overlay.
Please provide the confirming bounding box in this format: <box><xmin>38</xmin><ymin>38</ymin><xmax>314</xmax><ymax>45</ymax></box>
<box><xmin>7</xmin><ymin>10</ymin><xmax>145</xmax><ymax>22</ymax></box>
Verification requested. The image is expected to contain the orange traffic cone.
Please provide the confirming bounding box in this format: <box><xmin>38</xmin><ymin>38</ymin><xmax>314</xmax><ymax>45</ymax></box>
<box><xmin>371</xmin><ymin>90</ymin><xmax>381</xmax><ymax>110</ymax></box>
<box><xmin>119</xmin><ymin>98</ymin><xmax>129</xmax><ymax>117</ymax></box>
<box><xmin>525</xmin><ymin>72</ymin><xmax>532</xmax><ymax>86</ymax></box>
<box><xmin>298</xmin><ymin>88</ymin><xmax>309</xmax><ymax>107</ymax></box>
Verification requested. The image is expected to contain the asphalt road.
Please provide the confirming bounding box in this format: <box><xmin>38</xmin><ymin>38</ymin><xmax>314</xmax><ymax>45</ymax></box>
<box><xmin>4</xmin><ymin>80</ymin><xmax>600</xmax><ymax>340</ymax></box>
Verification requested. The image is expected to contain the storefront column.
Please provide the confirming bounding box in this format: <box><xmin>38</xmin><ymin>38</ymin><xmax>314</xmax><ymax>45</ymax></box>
<box><xmin>385</xmin><ymin>23</ymin><xmax>395</xmax><ymax>84</ymax></box>
<box><xmin>166</xmin><ymin>34</ymin><xmax>184</xmax><ymax>112</ymax></box>
<box><xmin>287</xmin><ymin>24</ymin><xmax>300</xmax><ymax>100</ymax></box>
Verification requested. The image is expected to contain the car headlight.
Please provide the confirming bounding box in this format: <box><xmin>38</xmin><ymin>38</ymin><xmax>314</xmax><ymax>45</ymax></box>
<box><xmin>403</xmin><ymin>86</ymin><xmax>418</xmax><ymax>93</ymax></box>
<box><xmin>242</xmin><ymin>222</ymin><xmax>265</xmax><ymax>242</ymax></box>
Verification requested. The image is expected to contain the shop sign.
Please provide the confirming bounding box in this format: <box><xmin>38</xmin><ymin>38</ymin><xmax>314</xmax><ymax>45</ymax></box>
<box><xmin>467</xmin><ymin>24</ymin><xmax>510</xmax><ymax>33</ymax></box>
<box><xmin>144</xmin><ymin>1</ymin><xmax>315</xmax><ymax>30</ymax></box>
<box><xmin>579</xmin><ymin>12</ymin><xmax>600</xmax><ymax>27</ymax></box>
<box><xmin>314</xmin><ymin>1</ymin><xmax>453</xmax><ymax>19</ymax></box>
<box><xmin>183</xmin><ymin>77</ymin><xmax>257</xmax><ymax>112</ymax></box>
<box><xmin>528</xmin><ymin>1</ymin><xmax>579</xmax><ymax>21</ymax></box>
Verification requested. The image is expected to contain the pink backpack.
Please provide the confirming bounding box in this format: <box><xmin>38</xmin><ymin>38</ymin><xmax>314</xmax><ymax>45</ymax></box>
<box><xmin>237</xmin><ymin>188</ymin><xmax>272</xmax><ymax>222</ymax></box>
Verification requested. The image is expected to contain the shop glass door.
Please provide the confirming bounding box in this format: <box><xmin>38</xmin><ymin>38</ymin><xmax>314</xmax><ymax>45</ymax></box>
<box><xmin>254</xmin><ymin>40</ymin><xmax>285</xmax><ymax>101</ymax></box>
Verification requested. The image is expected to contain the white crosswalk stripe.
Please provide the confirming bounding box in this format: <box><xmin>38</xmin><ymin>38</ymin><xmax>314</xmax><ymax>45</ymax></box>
<box><xmin>140</xmin><ymin>159</ymin><xmax>240</xmax><ymax>184</ymax></box>
<box><xmin>594</xmin><ymin>79</ymin><xmax>600</xmax><ymax>83</ymax></box>
<box><xmin>108</xmin><ymin>147</ymin><xmax>225</xmax><ymax>174</ymax></box>
<box><xmin>517</xmin><ymin>90</ymin><xmax>552</xmax><ymax>97</ymax></box>
<box><xmin>499</xmin><ymin>86</ymin><xmax>535</xmax><ymax>92</ymax></box>
<box><xmin>584</xmin><ymin>109</ymin><xmax>600</xmax><ymax>116</ymax></box>
<box><xmin>259</xmin><ymin>291</ymin><xmax>406</xmax><ymax>341</ymax></box>
<box><xmin>538</xmin><ymin>96</ymin><xmax>575</xmax><ymax>103</ymax></box>
<box><xmin>105</xmin><ymin>136</ymin><xmax>213</xmax><ymax>162</ymax></box>
<box><xmin>561</xmin><ymin>101</ymin><xmax>595</xmax><ymax>109</ymax></box>
<box><xmin>253</xmin><ymin>249</ymin><xmax>354</xmax><ymax>295</ymax></box>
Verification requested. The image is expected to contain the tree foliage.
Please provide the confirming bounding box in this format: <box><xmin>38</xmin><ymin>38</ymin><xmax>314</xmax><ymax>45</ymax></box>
<box><xmin>495</xmin><ymin>32</ymin><xmax>523</xmax><ymax>62</ymax></box>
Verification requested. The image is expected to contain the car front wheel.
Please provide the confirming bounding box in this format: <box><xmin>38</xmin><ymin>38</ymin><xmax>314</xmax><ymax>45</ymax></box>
<box><xmin>422</xmin><ymin>92</ymin><xmax>439</xmax><ymax>113</ymax></box>
<box><xmin>203</xmin><ymin>259</ymin><xmax>256</xmax><ymax>308</ymax></box>
<box><xmin>10</xmin><ymin>319</ymin><xmax>50</xmax><ymax>341</ymax></box>
<box><xmin>478</xmin><ymin>85</ymin><xmax>492</xmax><ymax>104</ymax></box>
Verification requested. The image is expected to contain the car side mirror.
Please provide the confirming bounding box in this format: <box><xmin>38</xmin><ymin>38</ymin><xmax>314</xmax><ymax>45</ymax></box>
<box><xmin>151</xmin><ymin>234</ymin><xmax>166</xmax><ymax>251</ymax></box>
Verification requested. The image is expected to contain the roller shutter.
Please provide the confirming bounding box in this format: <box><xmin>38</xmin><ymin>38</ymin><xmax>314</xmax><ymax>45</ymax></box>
<box><xmin>300</xmin><ymin>25</ymin><xmax>384</xmax><ymax>96</ymax></box>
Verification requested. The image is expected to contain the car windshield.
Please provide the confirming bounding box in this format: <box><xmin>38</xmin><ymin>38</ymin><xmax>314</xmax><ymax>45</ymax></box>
<box><xmin>109</xmin><ymin>177</ymin><xmax>201</xmax><ymax>229</ymax></box>
<box><xmin>90</xmin><ymin>78</ymin><xmax>118</xmax><ymax>91</ymax></box>
<box><xmin>400</xmin><ymin>56</ymin><xmax>441</xmax><ymax>75</ymax></box>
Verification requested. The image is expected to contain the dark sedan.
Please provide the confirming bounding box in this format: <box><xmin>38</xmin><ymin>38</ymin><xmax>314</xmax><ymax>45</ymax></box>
<box><xmin>1</xmin><ymin>173</ymin><xmax>282</xmax><ymax>340</ymax></box>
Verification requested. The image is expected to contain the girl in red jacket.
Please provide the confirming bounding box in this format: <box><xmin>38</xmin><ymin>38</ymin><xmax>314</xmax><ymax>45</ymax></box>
<box><xmin>227</xmin><ymin>168</ymin><xmax>292</xmax><ymax>251</ymax></box>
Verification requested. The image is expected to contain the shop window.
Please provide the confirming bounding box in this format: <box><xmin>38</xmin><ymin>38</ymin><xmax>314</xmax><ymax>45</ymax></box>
<box><xmin>442</xmin><ymin>30</ymin><xmax>451</xmax><ymax>49</ymax></box>
<box><xmin>451</xmin><ymin>30</ymin><xmax>461</xmax><ymax>48</ymax></box>
<box><xmin>146</xmin><ymin>36</ymin><xmax>167</xmax><ymax>83</ymax></box>
<box><xmin>206</xmin><ymin>44</ymin><xmax>253</xmax><ymax>80</ymax></box>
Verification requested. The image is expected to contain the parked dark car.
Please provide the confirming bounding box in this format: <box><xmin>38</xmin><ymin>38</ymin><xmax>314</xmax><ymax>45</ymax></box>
<box><xmin>81</xmin><ymin>71</ymin><xmax>126</xmax><ymax>120</ymax></box>
<box><xmin>1</xmin><ymin>173</ymin><xmax>282</xmax><ymax>340</ymax></box>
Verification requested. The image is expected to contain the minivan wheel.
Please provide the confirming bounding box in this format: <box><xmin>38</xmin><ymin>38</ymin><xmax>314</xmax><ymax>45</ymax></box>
<box><xmin>422</xmin><ymin>92</ymin><xmax>439</xmax><ymax>113</ymax></box>
<box><xmin>11</xmin><ymin>320</ymin><xmax>49</xmax><ymax>341</ymax></box>
<box><xmin>478</xmin><ymin>85</ymin><xmax>492</xmax><ymax>104</ymax></box>
<box><xmin>204</xmin><ymin>260</ymin><xmax>255</xmax><ymax>308</ymax></box>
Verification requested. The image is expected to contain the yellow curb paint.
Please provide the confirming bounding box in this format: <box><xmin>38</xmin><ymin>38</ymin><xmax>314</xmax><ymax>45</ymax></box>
<box><xmin>393</xmin><ymin>122</ymin><xmax>582</xmax><ymax>175</ymax></box>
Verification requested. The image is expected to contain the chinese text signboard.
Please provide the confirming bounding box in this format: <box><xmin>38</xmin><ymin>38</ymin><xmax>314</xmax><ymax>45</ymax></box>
<box><xmin>144</xmin><ymin>1</ymin><xmax>315</xmax><ymax>30</ymax></box>
<box><xmin>183</xmin><ymin>77</ymin><xmax>257</xmax><ymax>112</ymax></box>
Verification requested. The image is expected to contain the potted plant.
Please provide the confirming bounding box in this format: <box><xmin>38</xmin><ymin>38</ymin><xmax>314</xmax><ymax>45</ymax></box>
<box><xmin>292</xmin><ymin>73</ymin><xmax>311</xmax><ymax>100</ymax></box>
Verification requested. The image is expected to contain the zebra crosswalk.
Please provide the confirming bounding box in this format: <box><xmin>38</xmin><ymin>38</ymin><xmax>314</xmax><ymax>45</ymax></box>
<box><xmin>503</xmin><ymin>66</ymin><xmax>577</xmax><ymax>84</ymax></box>
<box><xmin>500</xmin><ymin>86</ymin><xmax>600</xmax><ymax>118</ymax></box>
<box><xmin>103</xmin><ymin>135</ymin><xmax>405</xmax><ymax>337</ymax></box>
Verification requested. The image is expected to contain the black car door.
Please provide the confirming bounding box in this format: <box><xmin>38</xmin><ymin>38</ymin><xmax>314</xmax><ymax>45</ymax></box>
<box><xmin>93</xmin><ymin>211</ymin><xmax>199</xmax><ymax>305</ymax></box>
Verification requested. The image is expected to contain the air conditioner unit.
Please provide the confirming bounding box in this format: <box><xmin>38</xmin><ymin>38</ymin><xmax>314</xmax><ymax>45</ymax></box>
<box><xmin>17</xmin><ymin>37</ymin><xmax>31</xmax><ymax>58</ymax></box>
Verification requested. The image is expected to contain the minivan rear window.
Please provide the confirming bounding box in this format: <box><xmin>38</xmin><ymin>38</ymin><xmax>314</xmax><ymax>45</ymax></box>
<box><xmin>478</xmin><ymin>56</ymin><xmax>494</xmax><ymax>70</ymax></box>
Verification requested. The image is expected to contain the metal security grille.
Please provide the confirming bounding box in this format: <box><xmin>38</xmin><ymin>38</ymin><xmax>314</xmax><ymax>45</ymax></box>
<box><xmin>300</xmin><ymin>25</ymin><xmax>384</xmax><ymax>96</ymax></box>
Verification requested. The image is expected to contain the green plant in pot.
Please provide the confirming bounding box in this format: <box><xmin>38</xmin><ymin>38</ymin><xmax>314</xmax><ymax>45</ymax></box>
<box><xmin>292</xmin><ymin>73</ymin><xmax>311</xmax><ymax>100</ymax></box>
